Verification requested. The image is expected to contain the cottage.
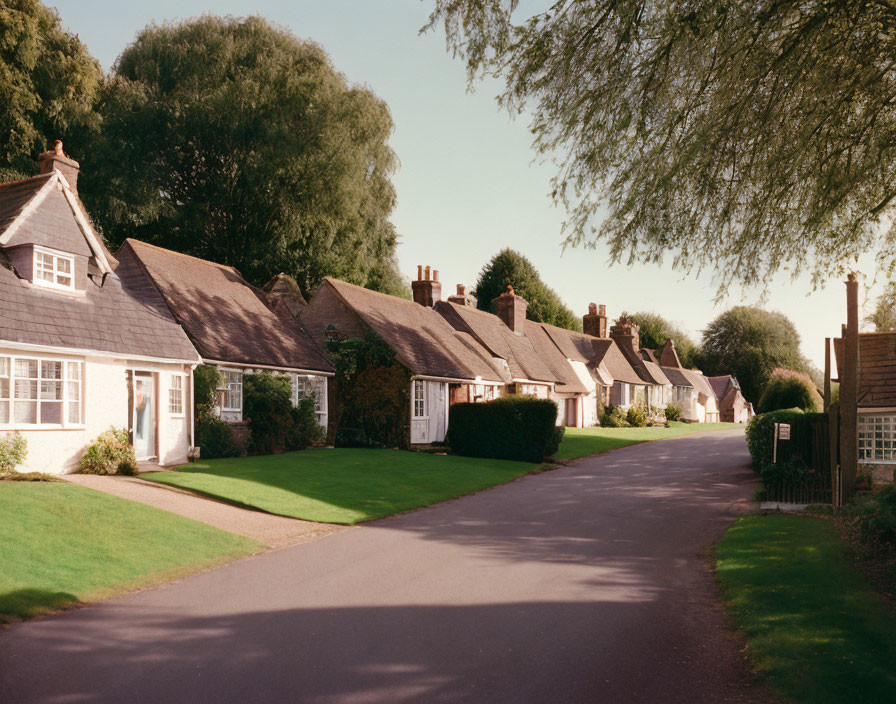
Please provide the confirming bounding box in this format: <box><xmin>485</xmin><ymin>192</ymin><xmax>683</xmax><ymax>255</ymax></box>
<box><xmin>659</xmin><ymin>339</ymin><xmax>721</xmax><ymax>422</ymax></box>
<box><xmin>301</xmin><ymin>273</ymin><xmax>505</xmax><ymax>445</ymax></box>
<box><xmin>0</xmin><ymin>143</ymin><xmax>200</xmax><ymax>472</ymax></box>
<box><xmin>706</xmin><ymin>375</ymin><xmax>750</xmax><ymax>423</ymax></box>
<box><xmin>608</xmin><ymin>316</ymin><xmax>672</xmax><ymax>412</ymax></box>
<box><xmin>123</xmin><ymin>240</ymin><xmax>334</xmax><ymax>443</ymax></box>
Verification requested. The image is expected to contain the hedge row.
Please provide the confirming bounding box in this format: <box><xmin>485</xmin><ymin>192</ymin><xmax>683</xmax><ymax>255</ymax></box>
<box><xmin>448</xmin><ymin>396</ymin><xmax>563</xmax><ymax>462</ymax></box>
<box><xmin>745</xmin><ymin>408</ymin><xmax>827</xmax><ymax>484</ymax></box>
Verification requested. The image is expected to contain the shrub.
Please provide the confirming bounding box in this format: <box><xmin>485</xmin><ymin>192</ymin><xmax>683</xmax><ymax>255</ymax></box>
<box><xmin>448</xmin><ymin>396</ymin><xmax>560</xmax><ymax>462</ymax></box>
<box><xmin>665</xmin><ymin>403</ymin><xmax>681</xmax><ymax>421</ymax></box>
<box><xmin>854</xmin><ymin>486</ymin><xmax>896</xmax><ymax>549</ymax></box>
<box><xmin>77</xmin><ymin>427</ymin><xmax>137</xmax><ymax>475</ymax></box>
<box><xmin>244</xmin><ymin>372</ymin><xmax>324</xmax><ymax>454</ymax></box>
<box><xmin>193</xmin><ymin>364</ymin><xmax>222</xmax><ymax>419</ymax></box>
<box><xmin>287</xmin><ymin>397</ymin><xmax>325</xmax><ymax>451</ymax></box>
<box><xmin>195</xmin><ymin>416</ymin><xmax>239</xmax><ymax>459</ymax></box>
<box><xmin>600</xmin><ymin>404</ymin><xmax>628</xmax><ymax>428</ymax></box>
<box><xmin>757</xmin><ymin>368</ymin><xmax>823</xmax><ymax>413</ymax></box>
<box><xmin>626</xmin><ymin>405</ymin><xmax>649</xmax><ymax>427</ymax></box>
<box><xmin>0</xmin><ymin>432</ymin><xmax>27</xmax><ymax>475</ymax></box>
<box><xmin>745</xmin><ymin>409</ymin><xmax>828</xmax><ymax>485</ymax></box>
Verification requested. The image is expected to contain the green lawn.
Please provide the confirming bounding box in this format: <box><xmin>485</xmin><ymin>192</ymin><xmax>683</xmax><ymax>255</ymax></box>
<box><xmin>146</xmin><ymin>448</ymin><xmax>538</xmax><ymax>525</ymax></box>
<box><xmin>0</xmin><ymin>481</ymin><xmax>259</xmax><ymax>623</ymax></box>
<box><xmin>553</xmin><ymin>421</ymin><xmax>743</xmax><ymax>461</ymax></box>
<box><xmin>716</xmin><ymin>515</ymin><xmax>896</xmax><ymax>704</ymax></box>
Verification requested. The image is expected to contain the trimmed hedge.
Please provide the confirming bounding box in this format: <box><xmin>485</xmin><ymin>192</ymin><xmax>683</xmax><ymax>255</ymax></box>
<box><xmin>757</xmin><ymin>367</ymin><xmax>823</xmax><ymax>414</ymax></box>
<box><xmin>448</xmin><ymin>396</ymin><xmax>562</xmax><ymax>462</ymax></box>
<box><xmin>745</xmin><ymin>408</ymin><xmax>827</xmax><ymax>484</ymax></box>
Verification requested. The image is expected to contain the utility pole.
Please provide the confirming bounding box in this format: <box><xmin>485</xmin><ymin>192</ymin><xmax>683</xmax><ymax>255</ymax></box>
<box><xmin>840</xmin><ymin>274</ymin><xmax>859</xmax><ymax>499</ymax></box>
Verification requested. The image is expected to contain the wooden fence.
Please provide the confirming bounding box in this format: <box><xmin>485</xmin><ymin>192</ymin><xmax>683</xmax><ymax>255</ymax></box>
<box><xmin>759</xmin><ymin>411</ymin><xmax>837</xmax><ymax>505</ymax></box>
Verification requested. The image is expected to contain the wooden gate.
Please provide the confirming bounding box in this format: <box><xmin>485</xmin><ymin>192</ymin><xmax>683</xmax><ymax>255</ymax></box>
<box><xmin>759</xmin><ymin>412</ymin><xmax>836</xmax><ymax>505</ymax></box>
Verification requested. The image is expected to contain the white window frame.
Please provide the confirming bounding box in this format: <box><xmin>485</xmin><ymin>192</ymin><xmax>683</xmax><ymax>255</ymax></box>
<box><xmin>413</xmin><ymin>380</ymin><xmax>427</xmax><ymax>419</ymax></box>
<box><xmin>619</xmin><ymin>383</ymin><xmax>631</xmax><ymax>407</ymax></box>
<box><xmin>168</xmin><ymin>374</ymin><xmax>184</xmax><ymax>416</ymax></box>
<box><xmin>292</xmin><ymin>374</ymin><xmax>327</xmax><ymax>423</ymax></box>
<box><xmin>33</xmin><ymin>246</ymin><xmax>75</xmax><ymax>291</ymax></box>
<box><xmin>222</xmin><ymin>370</ymin><xmax>243</xmax><ymax>412</ymax></box>
<box><xmin>859</xmin><ymin>413</ymin><xmax>896</xmax><ymax>464</ymax></box>
<box><xmin>0</xmin><ymin>354</ymin><xmax>84</xmax><ymax>428</ymax></box>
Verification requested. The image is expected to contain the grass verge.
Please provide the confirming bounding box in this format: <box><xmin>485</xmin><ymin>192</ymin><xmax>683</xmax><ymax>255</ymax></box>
<box><xmin>716</xmin><ymin>515</ymin><xmax>896</xmax><ymax>704</ymax></box>
<box><xmin>0</xmin><ymin>481</ymin><xmax>260</xmax><ymax>624</ymax></box>
<box><xmin>146</xmin><ymin>448</ymin><xmax>537</xmax><ymax>525</ymax></box>
<box><xmin>554</xmin><ymin>421</ymin><xmax>743</xmax><ymax>461</ymax></box>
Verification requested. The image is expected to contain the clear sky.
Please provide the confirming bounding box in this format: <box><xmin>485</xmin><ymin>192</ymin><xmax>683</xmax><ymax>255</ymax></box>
<box><xmin>50</xmin><ymin>0</ymin><xmax>871</xmax><ymax>368</ymax></box>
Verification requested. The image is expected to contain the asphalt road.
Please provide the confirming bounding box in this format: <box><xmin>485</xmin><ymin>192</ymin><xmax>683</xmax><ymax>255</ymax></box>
<box><xmin>0</xmin><ymin>430</ymin><xmax>767</xmax><ymax>703</ymax></box>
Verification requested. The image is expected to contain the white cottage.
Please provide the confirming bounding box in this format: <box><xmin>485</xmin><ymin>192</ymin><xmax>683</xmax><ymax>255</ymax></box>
<box><xmin>0</xmin><ymin>143</ymin><xmax>200</xmax><ymax>472</ymax></box>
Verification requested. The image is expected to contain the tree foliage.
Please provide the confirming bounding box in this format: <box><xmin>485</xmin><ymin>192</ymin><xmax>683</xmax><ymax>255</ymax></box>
<box><xmin>474</xmin><ymin>248</ymin><xmax>581</xmax><ymax>331</ymax></box>
<box><xmin>0</xmin><ymin>0</ymin><xmax>102</xmax><ymax>181</ymax></box>
<box><xmin>866</xmin><ymin>282</ymin><xmax>896</xmax><ymax>332</ymax></box>
<box><xmin>757</xmin><ymin>368</ymin><xmax>823</xmax><ymax>414</ymax></box>
<box><xmin>426</xmin><ymin>1</ymin><xmax>896</xmax><ymax>290</ymax></box>
<box><xmin>699</xmin><ymin>306</ymin><xmax>808</xmax><ymax>404</ymax></box>
<box><xmin>79</xmin><ymin>15</ymin><xmax>407</xmax><ymax>298</ymax></box>
<box><xmin>627</xmin><ymin>311</ymin><xmax>700</xmax><ymax>368</ymax></box>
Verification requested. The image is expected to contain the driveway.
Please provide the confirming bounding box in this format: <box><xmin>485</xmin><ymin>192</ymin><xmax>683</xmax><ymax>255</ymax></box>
<box><xmin>0</xmin><ymin>430</ymin><xmax>765</xmax><ymax>703</ymax></box>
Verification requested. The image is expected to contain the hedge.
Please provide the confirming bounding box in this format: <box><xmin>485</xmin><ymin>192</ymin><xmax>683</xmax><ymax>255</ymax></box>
<box><xmin>448</xmin><ymin>396</ymin><xmax>563</xmax><ymax>462</ymax></box>
<box><xmin>745</xmin><ymin>408</ymin><xmax>827</xmax><ymax>484</ymax></box>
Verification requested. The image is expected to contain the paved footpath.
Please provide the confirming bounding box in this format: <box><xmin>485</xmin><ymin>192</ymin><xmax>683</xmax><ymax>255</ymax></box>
<box><xmin>1</xmin><ymin>430</ymin><xmax>768</xmax><ymax>703</ymax></box>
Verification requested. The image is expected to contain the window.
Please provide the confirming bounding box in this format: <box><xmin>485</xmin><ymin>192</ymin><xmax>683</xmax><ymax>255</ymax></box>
<box><xmin>859</xmin><ymin>414</ymin><xmax>896</xmax><ymax>462</ymax></box>
<box><xmin>413</xmin><ymin>380</ymin><xmax>426</xmax><ymax>418</ymax></box>
<box><xmin>33</xmin><ymin>247</ymin><xmax>74</xmax><ymax>291</ymax></box>
<box><xmin>223</xmin><ymin>371</ymin><xmax>242</xmax><ymax>411</ymax></box>
<box><xmin>168</xmin><ymin>375</ymin><xmax>184</xmax><ymax>415</ymax></box>
<box><xmin>619</xmin><ymin>383</ymin><xmax>631</xmax><ymax>407</ymax></box>
<box><xmin>292</xmin><ymin>375</ymin><xmax>326</xmax><ymax>418</ymax></box>
<box><xmin>0</xmin><ymin>355</ymin><xmax>82</xmax><ymax>427</ymax></box>
<box><xmin>293</xmin><ymin>375</ymin><xmax>312</xmax><ymax>405</ymax></box>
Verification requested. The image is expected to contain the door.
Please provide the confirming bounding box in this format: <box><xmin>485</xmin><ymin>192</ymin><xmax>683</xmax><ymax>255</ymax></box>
<box><xmin>565</xmin><ymin>398</ymin><xmax>577</xmax><ymax>427</ymax></box>
<box><xmin>133</xmin><ymin>372</ymin><xmax>156</xmax><ymax>459</ymax></box>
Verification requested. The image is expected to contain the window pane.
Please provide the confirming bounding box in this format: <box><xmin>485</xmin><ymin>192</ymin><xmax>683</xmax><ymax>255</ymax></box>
<box><xmin>14</xmin><ymin>400</ymin><xmax>36</xmax><ymax>424</ymax></box>
<box><xmin>67</xmin><ymin>362</ymin><xmax>81</xmax><ymax>380</ymax></box>
<box><xmin>0</xmin><ymin>357</ymin><xmax>7</xmax><ymax>376</ymax></box>
<box><xmin>41</xmin><ymin>361</ymin><xmax>62</xmax><ymax>379</ymax></box>
<box><xmin>57</xmin><ymin>257</ymin><xmax>71</xmax><ymax>274</ymax></box>
<box><xmin>67</xmin><ymin>381</ymin><xmax>80</xmax><ymax>401</ymax></box>
<box><xmin>15</xmin><ymin>379</ymin><xmax>37</xmax><ymax>400</ymax></box>
<box><xmin>0</xmin><ymin>378</ymin><xmax>8</xmax><ymax>399</ymax></box>
<box><xmin>56</xmin><ymin>275</ymin><xmax>72</xmax><ymax>287</ymax></box>
<box><xmin>41</xmin><ymin>401</ymin><xmax>62</xmax><ymax>424</ymax></box>
<box><xmin>0</xmin><ymin>400</ymin><xmax>8</xmax><ymax>424</ymax></box>
<box><xmin>15</xmin><ymin>359</ymin><xmax>37</xmax><ymax>379</ymax></box>
<box><xmin>40</xmin><ymin>380</ymin><xmax>62</xmax><ymax>400</ymax></box>
<box><xmin>68</xmin><ymin>401</ymin><xmax>80</xmax><ymax>425</ymax></box>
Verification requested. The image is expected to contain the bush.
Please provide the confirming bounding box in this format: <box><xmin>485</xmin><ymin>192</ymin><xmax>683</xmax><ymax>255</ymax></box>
<box><xmin>854</xmin><ymin>486</ymin><xmax>896</xmax><ymax>549</ymax></box>
<box><xmin>448</xmin><ymin>396</ymin><xmax>560</xmax><ymax>462</ymax></box>
<box><xmin>757</xmin><ymin>368</ymin><xmax>823</xmax><ymax>413</ymax></box>
<box><xmin>599</xmin><ymin>404</ymin><xmax>628</xmax><ymax>427</ymax></box>
<box><xmin>244</xmin><ymin>372</ymin><xmax>324</xmax><ymax>454</ymax></box>
<box><xmin>194</xmin><ymin>364</ymin><xmax>222</xmax><ymax>418</ymax></box>
<box><xmin>745</xmin><ymin>409</ymin><xmax>828</xmax><ymax>484</ymax></box>
<box><xmin>288</xmin><ymin>397</ymin><xmax>325</xmax><ymax>451</ymax></box>
<box><xmin>665</xmin><ymin>403</ymin><xmax>681</xmax><ymax>421</ymax></box>
<box><xmin>77</xmin><ymin>427</ymin><xmax>137</xmax><ymax>475</ymax></box>
<box><xmin>195</xmin><ymin>416</ymin><xmax>239</xmax><ymax>459</ymax></box>
<box><xmin>0</xmin><ymin>432</ymin><xmax>27</xmax><ymax>475</ymax></box>
<box><xmin>626</xmin><ymin>405</ymin><xmax>649</xmax><ymax>427</ymax></box>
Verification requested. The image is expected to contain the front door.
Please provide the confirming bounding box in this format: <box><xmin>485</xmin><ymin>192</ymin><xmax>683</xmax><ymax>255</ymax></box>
<box><xmin>565</xmin><ymin>398</ymin><xmax>577</xmax><ymax>427</ymax></box>
<box><xmin>133</xmin><ymin>372</ymin><xmax>156</xmax><ymax>459</ymax></box>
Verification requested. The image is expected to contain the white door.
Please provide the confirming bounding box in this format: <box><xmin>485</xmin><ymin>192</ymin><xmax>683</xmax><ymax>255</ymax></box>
<box><xmin>133</xmin><ymin>373</ymin><xmax>156</xmax><ymax>459</ymax></box>
<box><xmin>411</xmin><ymin>380</ymin><xmax>428</xmax><ymax>444</ymax></box>
<box><xmin>432</xmin><ymin>382</ymin><xmax>448</xmax><ymax>442</ymax></box>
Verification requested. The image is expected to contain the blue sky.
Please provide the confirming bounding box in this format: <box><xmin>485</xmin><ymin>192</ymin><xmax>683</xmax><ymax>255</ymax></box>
<box><xmin>51</xmin><ymin>0</ymin><xmax>866</xmax><ymax>368</ymax></box>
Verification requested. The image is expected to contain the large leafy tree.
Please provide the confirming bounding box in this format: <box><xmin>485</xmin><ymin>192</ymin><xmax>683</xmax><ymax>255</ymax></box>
<box><xmin>474</xmin><ymin>248</ymin><xmax>581</xmax><ymax>331</ymax></box>
<box><xmin>699</xmin><ymin>306</ymin><xmax>809</xmax><ymax>404</ymax></box>
<box><xmin>627</xmin><ymin>311</ymin><xmax>700</xmax><ymax>369</ymax></box>
<box><xmin>79</xmin><ymin>16</ymin><xmax>407</xmax><ymax>298</ymax></box>
<box><xmin>426</xmin><ymin>1</ymin><xmax>896</xmax><ymax>289</ymax></box>
<box><xmin>0</xmin><ymin>0</ymin><xmax>102</xmax><ymax>181</ymax></box>
<box><xmin>866</xmin><ymin>282</ymin><xmax>896</xmax><ymax>332</ymax></box>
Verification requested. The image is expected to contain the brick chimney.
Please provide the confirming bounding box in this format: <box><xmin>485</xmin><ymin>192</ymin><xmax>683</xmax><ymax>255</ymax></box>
<box><xmin>660</xmin><ymin>338</ymin><xmax>682</xmax><ymax>368</ymax></box>
<box><xmin>38</xmin><ymin>140</ymin><xmax>79</xmax><ymax>195</ymax></box>
<box><xmin>583</xmin><ymin>302</ymin><xmax>608</xmax><ymax>338</ymax></box>
<box><xmin>447</xmin><ymin>283</ymin><xmax>476</xmax><ymax>307</ymax></box>
<box><xmin>412</xmin><ymin>265</ymin><xmax>441</xmax><ymax>307</ymax></box>
<box><xmin>609</xmin><ymin>315</ymin><xmax>640</xmax><ymax>353</ymax></box>
<box><xmin>493</xmin><ymin>284</ymin><xmax>528</xmax><ymax>334</ymax></box>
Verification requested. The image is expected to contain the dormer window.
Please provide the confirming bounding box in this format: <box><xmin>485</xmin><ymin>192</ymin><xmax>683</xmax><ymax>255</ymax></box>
<box><xmin>33</xmin><ymin>246</ymin><xmax>74</xmax><ymax>291</ymax></box>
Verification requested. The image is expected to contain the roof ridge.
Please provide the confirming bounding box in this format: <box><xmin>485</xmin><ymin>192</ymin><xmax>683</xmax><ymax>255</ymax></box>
<box><xmin>125</xmin><ymin>238</ymin><xmax>239</xmax><ymax>272</ymax></box>
<box><xmin>0</xmin><ymin>172</ymin><xmax>54</xmax><ymax>189</ymax></box>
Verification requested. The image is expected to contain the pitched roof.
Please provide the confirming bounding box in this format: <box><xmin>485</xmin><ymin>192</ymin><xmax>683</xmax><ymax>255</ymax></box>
<box><xmin>537</xmin><ymin>322</ymin><xmax>614</xmax><ymax>386</ymax></box>
<box><xmin>434</xmin><ymin>301</ymin><xmax>557</xmax><ymax>383</ymax></box>
<box><xmin>0</xmin><ymin>239</ymin><xmax>198</xmax><ymax>361</ymax></box>
<box><xmin>613</xmin><ymin>337</ymin><xmax>668</xmax><ymax>386</ymax></box>
<box><xmin>323</xmin><ymin>278</ymin><xmax>504</xmax><ymax>382</ymax></box>
<box><xmin>661</xmin><ymin>366</ymin><xmax>694</xmax><ymax>388</ymax></box>
<box><xmin>0</xmin><ymin>173</ymin><xmax>54</xmax><ymax>237</ymax></box>
<box><xmin>524</xmin><ymin>321</ymin><xmax>588</xmax><ymax>393</ymax></box>
<box><xmin>834</xmin><ymin>332</ymin><xmax>896</xmax><ymax>407</ymax></box>
<box><xmin>706</xmin><ymin>375</ymin><xmax>735</xmax><ymax>401</ymax></box>
<box><xmin>124</xmin><ymin>239</ymin><xmax>332</xmax><ymax>372</ymax></box>
<box><xmin>642</xmin><ymin>359</ymin><xmax>671</xmax><ymax>386</ymax></box>
<box><xmin>591</xmin><ymin>338</ymin><xmax>646</xmax><ymax>385</ymax></box>
<box><xmin>688</xmin><ymin>371</ymin><xmax>718</xmax><ymax>400</ymax></box>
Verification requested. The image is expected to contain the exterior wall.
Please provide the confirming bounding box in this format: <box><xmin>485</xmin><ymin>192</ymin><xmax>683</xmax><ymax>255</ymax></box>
<box><xmin>0</xmin><ymin>346</ymin><xmax>192</xmax><ymax>474</ymax></box>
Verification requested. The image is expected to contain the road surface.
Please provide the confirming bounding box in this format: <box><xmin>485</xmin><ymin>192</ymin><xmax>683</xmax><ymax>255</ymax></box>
<box><xmin>0</xmin><ymin>430</ymin><xmax>766</xmax><ymax>703</ymax></box>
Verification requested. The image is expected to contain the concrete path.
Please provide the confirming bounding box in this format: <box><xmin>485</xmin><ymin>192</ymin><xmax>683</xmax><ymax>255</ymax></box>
<box><xmin>63</xmin><ymin>473</ymin><xmax>343</xmax><ymax>548</ymax></box>
<box><xmin>1</xmin><ymin>430</ymin><xmax>765</xmax><ymax>703</ymax></box>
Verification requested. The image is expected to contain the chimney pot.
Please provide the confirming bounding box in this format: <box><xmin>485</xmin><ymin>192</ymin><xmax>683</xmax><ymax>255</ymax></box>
<box><xmin>433</xmin><ymin>269</ymin><xmax>439</xmax><ymax>282</ymax></box>
<box><xmin>412</xmin><ymin>264</ymin><xmax>441</xmax><ymax>307</ymax></box>
<box><xmin>38</xmin><ymin>139</ymin><xmax>80</xmax><ymax>196</ymax></box>
<box><xmin>424</xmin><ymin>265</ymin><xmax>431</xmax><ymax>280</ymax></box>
<box><xmin>598</xmin><ymin>304</ymin><xmax>606</xmax><ymax>316</ymax></box>
<box><xmin>457</xmin><ymin>284</ymin><xmax>465</xmax><ymax>296</ymax></box>
<box><xmin>417</xmin><ymin>265</ymin><xmax>423</xmax><ymax>279</ymax></box>
<box><xmin>583</xmin><ymin>301</ymin><xmax>608</xmax><ymax>338</ymax></box>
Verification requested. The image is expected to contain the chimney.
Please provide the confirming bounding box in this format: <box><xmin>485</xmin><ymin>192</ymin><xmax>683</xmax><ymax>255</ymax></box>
<box><xmin>411</xmin><ymin>264</ymin><xmax>441</xmax><ymax>307</ymax></box>
<box><xmin>493</xmin><ymin>284</ymin><xmax>528</xmax><ymax>334</ymax></box>
<box><xmin>447</xmin><ymin>283</ymin><xmax>477</xmax><ymax>307</ymax></box>
<box><xmin>38</xmin><ymin>140</ymin><xmax>80</xmax><ymax>195</ymax></box>
<box><xmin>262</xmin><ymin>273</ymin><xmax>307</xmax><ymax>322</ymax></box>
<box><xmin>583</xmin><ymin>302</ymin><xmax>608</xmax><ymax>338</ymax></box>
<box><xmin>609</xmin><ymin>315</ymin><xmax>640</xmax><ymax>353</ymax></box>
<box><xmin>660</xmin><ymin>338</ymin><xmax>682</xmax><ymax>368</ymax></box>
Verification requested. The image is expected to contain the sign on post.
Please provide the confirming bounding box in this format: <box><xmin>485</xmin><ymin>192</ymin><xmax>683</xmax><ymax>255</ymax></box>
<box><xmin>778</xmin><ymin>424</ymin><xmax>791</xmax><ymax>440</ymax></box>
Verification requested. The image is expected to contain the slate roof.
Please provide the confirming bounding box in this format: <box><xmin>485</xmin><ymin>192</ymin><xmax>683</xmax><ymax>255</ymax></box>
<box><xmin>434</xmin><ymin>301</ymin><xmax>557</xmax><ymax>383</ymax></box>
<box><xmin>591</xmin><ymin>338</ymin><xmax>646</xmax><ymax>385</ymax></box>
<box><xmin>706</xmin><ymin>375</ymin><xmax>735</xmax><ymax>401</ymax></box>
<box><xmin>688</xmin><ymin>371</ymin><xmax>719</xmax><ymax>400</ymax></box>
<box><xmin>642</xmin><ymin>359</ymin><xmax>671</xmax><ymax>386</ymax></box>
<box><xmin>834</xmin><ymin>332</ymin><xmax>896</xmax><ymax>407</ymax></box>
<box><xmin>323</xmin><ymin>278</ymin><xmax>505</xmax><ymax>382</ymax></box>
<box><xmin>661</xmin><ymin>366</ymin><xmax>694</xmax><ymax>388</ymax></box>
<box><xmin>124</xmin><ymin>239</ymin><xmax>333</xmax><ymax>372</ymax></box>
<box><xmin>0</xmin><ymin>236</ymin><xmax>198</xmax><ymax>361</ymax></box>
<box><xmin>524</xmin><ymin>321</ymin><xmax>588</xmax><ymax>393</ymax></box>
<box><xmin>537</xmin><ymin>322</ymin><xmax>614</xmax><ymax>387</ymax></box>
<box><xmin>0</xmin><ymin>173</ymin><xmax>53</xmax><ymax>237</ymax></box>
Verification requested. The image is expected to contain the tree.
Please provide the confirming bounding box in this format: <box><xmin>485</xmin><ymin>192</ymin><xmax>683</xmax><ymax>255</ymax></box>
<box><xmin>426</xmin><ymin>2</ymin><xmax>896</xmax><ymax>290</ymax></box>
<box><xmin>866</xmin><ymin>282</ymin><xmax>896</xmax><ymax>332</ymax></box>
<box><xmin>627</xmin><ymin>311</ymin><xmax>700</xmax><ymax>369</ymax></box>
<box><xmin>699</xmin><ymin>306</ymin><xmax>808</xmax><ymax>404</ymax></box>
<box><xmin>79</xmin><ymin>16</ymin><xmax>407</xmax><ymax>299</ymax></box>
<box><xmin>474</xmin><ymin>248</ymin><xmax>581</xmax><ymax>331</ymax></box>
<box><xmin>757</xmin><ymin>368</ymin><xmax>823</xmax><ymax>414</ymax></box>
<box><xmin>0</xmin><ymin>0</ymin><xmax>102</xmax><ymax>181</ymax></box>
